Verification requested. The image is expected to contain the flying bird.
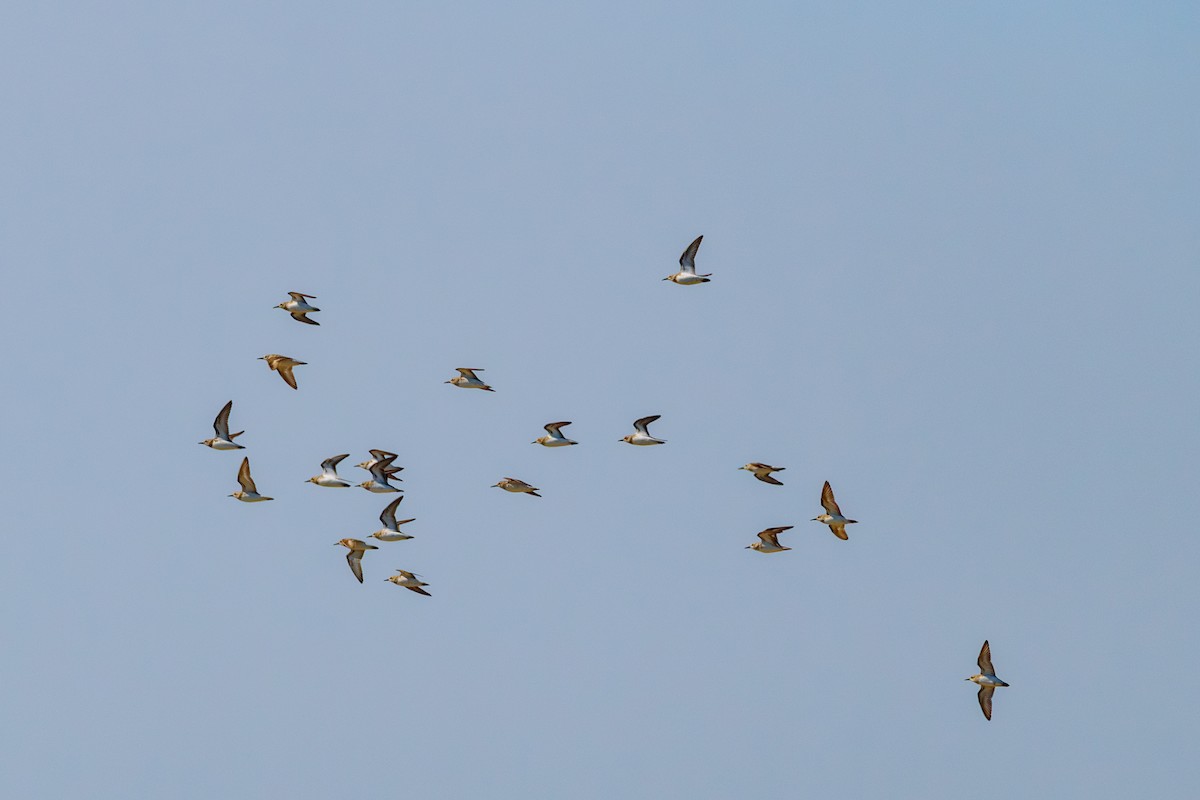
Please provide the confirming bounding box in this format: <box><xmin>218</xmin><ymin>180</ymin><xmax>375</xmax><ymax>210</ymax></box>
<box><xmin>965</xmin><ymin>640</ymin><xmax>1010</xmax><ymax>721</ymax></box>
<box><xmin>335</xmin><ymin>538</ymin><xmax>378</xmax><ymax>583</ymax></box>
<box><xmin>259</xmin><ymin>354</ymin><xmax>306</xmax><ymax>390</ymax></box>
<box><xmin>620</xmin><ymin>415</ymin><xmax>665</xmax><ymax>446</ymax></box>
<box><xmin>356</xmin><ymin>449</ymin><xmax>403</xmax><ymax>481</ymax></box>
<box><xmin>368</xmin><ymin>496</ymin><xmax>416</xmax><ymax>542</ymax></box>
<box><xmin>275</xmin><ymin>292</ymin><xmax>320</xmax><ymax>325</ymax></box>
<box><xmin>739</xmin><ymin>463</ymin><xmax>785</xmax><ymax>486</ymax></box>
<box><xmin>812</xmin><ymin>481</ymin><xmax>857</xmax><ymax>539</ymax></box>
<box><xmin>386</xmin><ymin>569</ymin><xmax>431</xmax><ymax>596</ymax></box>
<box><xmin>533</xmin><ymin>421</ymin><xmax>577</xmax><ymax>447</ymax></box>
<box><xmin>229</xmin><ymin>457</ymin><xmax>272</xmax><ymax>502</ymax></box>
<box><xmin>199</xmin><ymin>400</ymin><xmax>245</xmax><ymax>450</ymax></box>
<box><xmin>358</xmin><ymin>454</ymin><xmax>403</xmax><ymax>493</ymax></box>
<box><xmin>663</xmin><ymin>235</ymin><xmax>711</xmax><ymax>284</ymax></box>
<box><xmin>306</xmin><ymin>454</ymin><xmax>351</xmax><ymax>488</ymax></box>
<box><xmin>445</xmin><ymin>368</ymin><xmax>494</xmax><ymax>391</ymax></box>
<box><xmin>492</xmin><ymin>477</ymin><xmax>541</xmax><ymax>497</ymax></box>
<box><xmin>745</xmin><ymin>526</ymin><xmax>794</xmax><ymax>553</ymax></box>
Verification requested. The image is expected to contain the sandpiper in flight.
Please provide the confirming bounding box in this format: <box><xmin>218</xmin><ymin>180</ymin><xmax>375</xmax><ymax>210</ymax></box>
<box><xmin>965</xmin><ymin>640</ymin><xmax>1010</xmax><ymax>721</ymax></box>
<box><xmin>356</xmin><ymin>449</ymin><xmax>403</xmax><ymax>481</ymax></box>
<box><xmin>812</xmin><ymin>481</ymin><xmax>857</xmax><ymax>540</ymax></box>
<box><xmin>445</xmin><ymin>368</ymin><xmax>495</xmax><ymax>391</ymax></box>
<box><xmin>745</xmin><ymin>526</ymin><xmax>794</xmax><ymax>553</ymax></box>
<box><xmin>199</xmin><ymin>400</ymin><xmax>245</xmax><ymax>450</ymax></box>
<box><xmin>663</xmin><ymin>235</ymin><xmax>711</xmax><ymax>284</ymax></box>
<box><xmin>335</xmin><ymin>538</ymin><xmax>378</xmax><ymax>583</ymax></box>
<box><xmin>259</xmin><ymin>354</ymin><xmax>306</xmax><ymax>390</ymax></box>
<box><xmin>621</xmin><ymin>415</ymin><xmax>666</xmax><ymax>445</ymax></box>
<box><xmin>492</xmin><ymin>477</ymin><xmax>541</xmax><ymax>497</ymax></box>
<box><xmin>358</xmin><ymin>454</ymin><xmax>403</xmax><ymax>493</ymax></box>
<box><xmin>533</xmin><ymin>421</ymin><xmax>577</xmax><ymax>447</ymax></box>
<box><xmin>368</xmin><ymin>496</ymin><xmax>416</xmax><ymax>542</ymax></box>
<box><xmin>229</xmin><ymin>457</ymin><xmax>272</xmax><ymax>502</ymax></box>
<box><xmin>739</xmin><ymin>463</ymin><xmax>785</xmax><ymax>486</ymax></box>
<box><xmin>307</xmin><ymin>454</ymin><xmax>352</xmax><ymax>487</ymax></box>
<box><xmin>275</xmin><ymin>292</ymin><xmax>320</xmax><ymax>325</ymax></box>
<box><xmin>386</xmin><ymin>569</ymin><xmax>431</xmax><ymax>596</ymax></box>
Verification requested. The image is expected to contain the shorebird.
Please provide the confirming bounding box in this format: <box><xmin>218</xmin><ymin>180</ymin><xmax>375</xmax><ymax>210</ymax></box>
<box><xmin>663</xmin><ymin>235</ymin><xmax>711</xmax><ymax>284</ymax></box>
<box><xmin>965</xmin><ymin>640</ymin><xmax>1010</xmax><ymax>721</ymax></box>
<box><xmin>358</xmin><ymin>455</ymin><xmax>402</xmax><ymax>493</ymax></box>
<box><xmin>445</xmin><ymin>368</ymin><xmax>494</xmax><ymax>391</ymax></box>
<box><xmin>199</xmin><ymin>400</ymin><xmax>245</xmax><ymax>450</ymax></box>
<box><xmin>620</xmin><ymin>415</ymin><xmax>665</xmax><ymax>446</ymax></box>
<box><xmin>259</xmin><ymin>354</ymin><xmax>306</xmax><ymax>390</ymax></box>
<box><xmin>229</xmin><ymin>457</ymin><xmax>272</xmax><ymax>502</ymax></box>
<box><xmin>739</xmin><ymin>463</ymin><xmax>785</xmax><ymax>486</ymax></box>
<box><xmin>745</xmin><ymin>526</ymin><xmax>794</xmax><ymax>553</ymax></box>
<box><xmin>492</xmin><ymin>477</ymin><xmax>541</xmax><ymax>497</ymax></box>
<box><xmin>355</xmin><ymin>449</ymin><xmax>403</xmax><ymax>481</ymax></box>
<box><xmin>533</xmin><ymin>421</ymin><xmax>577</xmax><ymax>447</ymax></box>
<box><xmin>306</xmin><ymin>454</ymin><xmax>351</xmax><ymax>488</ymax></box>
<box><xmin>368</xmin><ymin>496</ymin><xmax>416</xmax><ymax>542</ymax></box>
<box><xmin>335</xmin><ymin>538</ymin><xmax>378</xmax><ymax>583</ymax></box>
<box><xmin>275</xmin><ymin>292</ymin><xmax>320</xmax><ymax>325</ymax></box>
<box><xmin>386</xmin><ymin>569</ymin><xmax>431</xmax><ymax>596</ymax></box>
<box><xmin>812</xmin><ymin>481</ymin><xmax>857</xmax><ymax>539</ymax></box>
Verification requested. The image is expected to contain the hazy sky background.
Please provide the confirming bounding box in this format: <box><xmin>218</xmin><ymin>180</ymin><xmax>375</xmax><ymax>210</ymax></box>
<box><xmin>2</xmin><ymin>2</ymin><xmax>1198</xmax><ymax>797</ymax></box>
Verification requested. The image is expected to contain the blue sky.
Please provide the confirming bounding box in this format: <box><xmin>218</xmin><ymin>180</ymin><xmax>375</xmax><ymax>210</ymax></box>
<box><xmin>2</xmin><ymin>2</ymin><xmax>1198</xmax><ymax>797</ymax></box>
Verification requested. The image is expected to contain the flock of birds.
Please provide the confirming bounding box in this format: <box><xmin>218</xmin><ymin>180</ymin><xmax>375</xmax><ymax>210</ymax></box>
<box><xmin>198</xmin><ymin>238</ymin><xmax>1010</xmax><ymax>720</ymax></box>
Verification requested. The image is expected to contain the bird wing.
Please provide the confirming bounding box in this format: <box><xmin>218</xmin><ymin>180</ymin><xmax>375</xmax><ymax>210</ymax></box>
<box><xmin>277</xmin><ymin>365</ymin><xmax>299</xmax><ymax>390</ymax></box>
<box><xmin>288</xmin><ymin>292</ymin><xmax>317</xmax><ymax>300</ymax></box>
<box><xmin>977</xmin><ymin>685</ymin><xmax>994</xmax><ymax>721</ymax></box>
<box><xmin>237</xmin><ymin>458</ymin><xmax>258</xmax><ymax>493</ymax></box>
<box><xmin>321</xmin><ymin>454</ymin><xmax>349</xmax><ymax>473</ymax></box>
<box><xmin>213</xmin><ymin>400</ymin><xmax>234</xmax><ymax>438</ymax></box>
<box><xmin>456</xmin><ymin>368</ymin><xmax>482</xmax><ymax>379</ymax></box>
<box><xmin>830</xmin><ymin>522</ymin><xmax>849</xmax><ymax>540</ymax></box>
<box><xmin>380</xmin><ymin>496</ymin><xmax>404</xmax><ymax>528</ymax></box>
<box><xmin>633</xmin><ymin>415</ymin><xmax>661</xmax><ymax>434</ymax></box>
<box><xmin>756</xmin><ymin>473</ymin><xmax>784</xmax><ymax>486</ymax></box>
<box><xmin>678</xmin><ymin>235</ymin><xmax>703</xmax><ymax>272</ymax></box>
<box><xmin>369</xmin><ymin>449</ymin><xmax>397</xmax><ymax>461</ymax></box>
<box><xmin>369</xmin><ymin>455</ymin><xmax>397</xmax><ymax>481</ymax></box>
<box><xmin>821</xmin><ymin>481</ymin><xmax>844</xmax><ymax>516</ymax></box>
<box><xmin>406</xmin><ymin>585</ymin><xmax>432</xmax><ymax>597</ymax></box>
<box><xmin>289</xmin><ymin>311</ymin><xmax>319</xmax><ymax>325</ymax></box>
<box><xmin>346</xmin><ymin>551</ymin><xmax>365</xmax><ymax>583</ymax></box>
<box><xmin>977</xmin><ymin>641</ymin><xmax>995</xmax><ymax>674</ymax></box>
<box><xmin>544</xmin><ymin>421</ymin><xmax>572</xmax><ymax>435</ymax></box>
